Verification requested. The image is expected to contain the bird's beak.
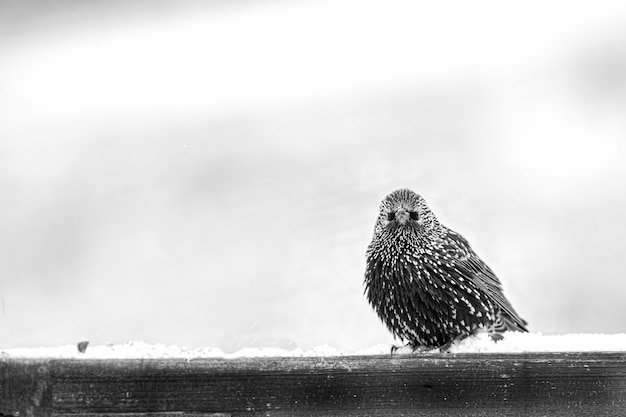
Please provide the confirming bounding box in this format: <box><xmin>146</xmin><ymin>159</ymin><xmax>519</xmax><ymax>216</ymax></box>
<box><xmin>395</xmin><ymin>208</ymin><xmax>410</xmax><ymax>225</ymax></box>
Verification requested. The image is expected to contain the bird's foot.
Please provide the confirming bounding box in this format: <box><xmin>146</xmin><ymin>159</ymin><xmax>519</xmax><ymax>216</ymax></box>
<box><xmin>390</xmin><ymin>343</ymin><xmax>417</xmax><ymax>356</ymax></box>
<box><xmin>390</xmin><ymin>343</ymin><xmax>440</xmax><ymax>356</ymax></box>
<box><xmin>438</xmin><ymin>331</ymin><xmax>472</xmax><ymax>352</ymax></box>
<box><xmin>437</xmin><ymin>340</ymin><xmax>455</xmax><ymax>353</ymax></box>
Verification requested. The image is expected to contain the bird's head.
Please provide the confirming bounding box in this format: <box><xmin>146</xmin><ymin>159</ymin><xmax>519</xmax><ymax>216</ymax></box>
<box><xmin>373</xmin><ymin>188</ymin><xmax>440</xmax><ymax>238</ymax></box>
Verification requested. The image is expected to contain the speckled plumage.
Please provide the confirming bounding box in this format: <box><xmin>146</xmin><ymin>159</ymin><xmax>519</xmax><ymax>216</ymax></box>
<box><xmin>364</xmin><ymin>189</ymin><xmax>527</xmax><ymax>349</ymax></box>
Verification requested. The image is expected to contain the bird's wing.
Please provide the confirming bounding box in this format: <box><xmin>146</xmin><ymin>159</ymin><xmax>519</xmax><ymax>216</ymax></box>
<box><xmin>443</xmin><ymin>228</ymin><xmax>528</xmax><ymax>332</ymax></box>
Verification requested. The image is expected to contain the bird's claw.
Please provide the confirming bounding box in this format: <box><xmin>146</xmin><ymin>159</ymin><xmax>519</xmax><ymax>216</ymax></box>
<box><xmin>390</xmin><ymin>343</ymin><xmax>413</xmax><ymax>356</ymax></box>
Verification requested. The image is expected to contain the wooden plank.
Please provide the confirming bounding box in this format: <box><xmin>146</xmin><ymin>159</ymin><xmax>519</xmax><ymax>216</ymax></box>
<box><xmin>1</xmin><ymin>352</ymin><xmax>625</xmax><ymax>416</ymax></box>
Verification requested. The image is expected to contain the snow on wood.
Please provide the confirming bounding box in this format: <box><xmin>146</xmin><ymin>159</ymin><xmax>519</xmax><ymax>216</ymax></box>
<box><xmin>2</xmin><ymin>332</ymin><xmax>626</xmax><ymax>359</ymax></box>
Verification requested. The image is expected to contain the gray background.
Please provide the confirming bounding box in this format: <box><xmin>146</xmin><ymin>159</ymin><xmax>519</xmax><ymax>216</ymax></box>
<box><xmin>2</xmin><ymin>0</ymin><xmax>626</xmax><ymax>351</ymax></box>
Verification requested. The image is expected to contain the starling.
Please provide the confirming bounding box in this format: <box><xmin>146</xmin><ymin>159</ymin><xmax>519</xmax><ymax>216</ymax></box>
<box><xmin>364</xmin><ymin>188</ymin><xmax>527</xmax><ymax>350</ymax></box>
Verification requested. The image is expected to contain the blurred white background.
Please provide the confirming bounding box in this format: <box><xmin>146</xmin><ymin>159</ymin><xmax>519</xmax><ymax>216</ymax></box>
<box><xmin>1</xmin><ymin>0</ymin><xmax>626</xmax><ymax>351</ymax></box>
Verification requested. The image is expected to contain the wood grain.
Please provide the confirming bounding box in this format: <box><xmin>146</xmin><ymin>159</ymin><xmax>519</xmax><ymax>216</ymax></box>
<box><xmin>1</xmin><ymin>352</ymin><xmax>625</xmax><ymax>416</ymax></box>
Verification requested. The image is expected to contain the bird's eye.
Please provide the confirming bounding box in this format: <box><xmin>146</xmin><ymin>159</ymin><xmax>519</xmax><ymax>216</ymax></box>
<box><xmin>387</xmin><ymin>212</ymin><xmax>395</xmax><ymax>221</ymax></box>
<box><xmin>409</xmin><ymin>211</ymin><xmax>419</xmax><ymax>220</ymax></box>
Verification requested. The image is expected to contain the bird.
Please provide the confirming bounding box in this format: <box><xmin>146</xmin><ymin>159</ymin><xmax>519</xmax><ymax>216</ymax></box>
<box><xmin>364</xmin><ymin>188</ymin><xmax>527</xmax><ymax>351</ymax></box>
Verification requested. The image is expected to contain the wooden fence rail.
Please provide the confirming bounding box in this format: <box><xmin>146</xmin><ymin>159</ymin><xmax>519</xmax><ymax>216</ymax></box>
<box><xmin>1</xmin><ymin>352</ymin><xmax>625</xmax><ymax>416</ymax></box>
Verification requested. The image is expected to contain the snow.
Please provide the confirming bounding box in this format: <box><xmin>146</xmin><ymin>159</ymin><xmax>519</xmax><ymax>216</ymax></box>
<box><xmin>2</xmin><ymin>333</ymin><xmax>625</xmax><ymax>359</ymax></box>
<box><xmin>0</xmin><ymin>342</ymin><xmax>371</xmax><ymax>360</ymax></box>
<box><xmin>446</xmin><ymin>332</ymin><xmax>626</xmax><ymax>353</ymax></box>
